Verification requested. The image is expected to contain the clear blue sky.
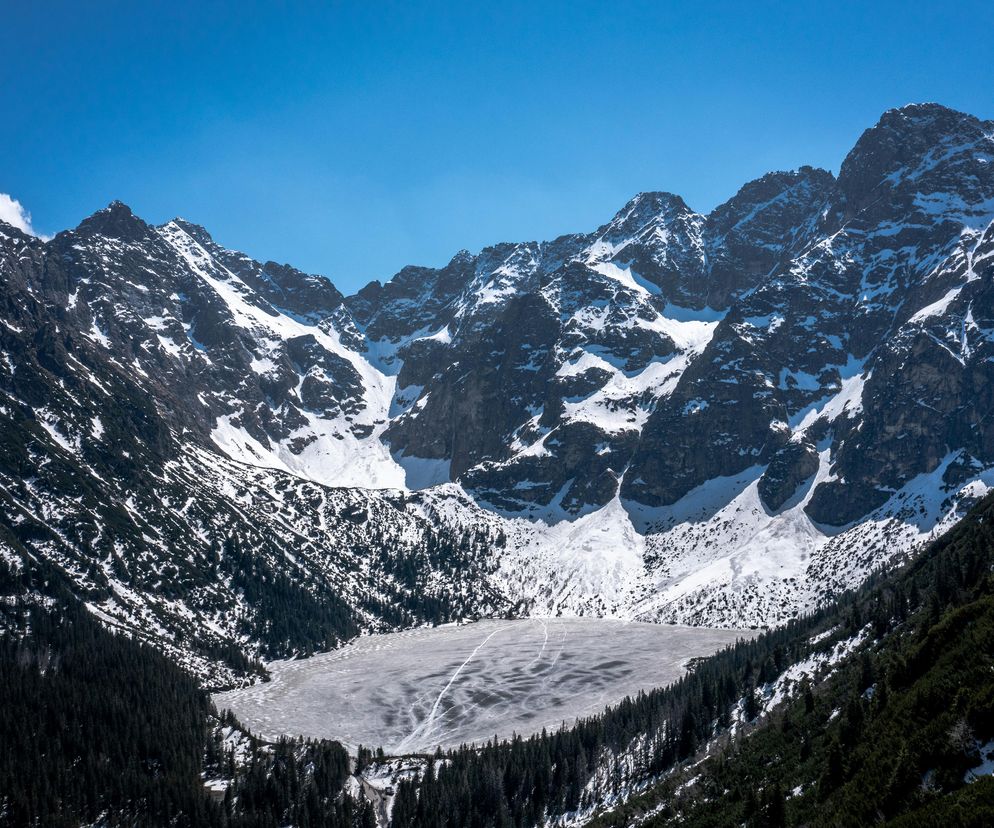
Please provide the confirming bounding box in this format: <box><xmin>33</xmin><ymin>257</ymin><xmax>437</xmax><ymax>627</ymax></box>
<box><xmin>3</xmin><ymin>1</ymin><xmax>992</xmax><ymax>294</ymax></box>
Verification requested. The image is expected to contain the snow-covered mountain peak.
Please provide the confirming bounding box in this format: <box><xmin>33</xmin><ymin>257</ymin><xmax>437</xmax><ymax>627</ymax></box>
<box><xmin>163</xmin><ymin>216</ymin><xmax>218</xmax><ymax>247</ymax></box>
<box><xmin>73</xmin><ymin>199</ymin><xmax>150</xmax><ymax>240</ymax></box>
<box><xmin>5</xmin><ymin>104</ymin><xmax>994</xmax><ymax>675</ymax></box>
<box><xmin>838</xmin><ymin>103</ymin><xmax>994</xmax><ymax>211</ymax></box>
<box><xmin>597</xmin><ymin>191</ymin><xmax>696</xmax><ymax>235</ymax></box>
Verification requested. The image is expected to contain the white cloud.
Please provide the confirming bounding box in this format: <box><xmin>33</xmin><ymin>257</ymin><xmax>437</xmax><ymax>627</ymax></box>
<box><xmin>0</xmin><ymin>193</ymin><xmax>47</xmax><ymax>239</ymax></box>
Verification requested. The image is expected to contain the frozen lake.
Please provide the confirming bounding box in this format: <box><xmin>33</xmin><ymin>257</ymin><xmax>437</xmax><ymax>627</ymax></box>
<box><xmin>214</xmin><ymin>618</ymin><xmax>745</xmax><ymax>754</ymax></box>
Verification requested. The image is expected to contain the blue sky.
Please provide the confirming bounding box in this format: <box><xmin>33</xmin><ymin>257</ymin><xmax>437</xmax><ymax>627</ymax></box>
<box><xmin>2</xmin><ymin>1</ymin><xmax>993</xmax><ymax>294</ymax></box>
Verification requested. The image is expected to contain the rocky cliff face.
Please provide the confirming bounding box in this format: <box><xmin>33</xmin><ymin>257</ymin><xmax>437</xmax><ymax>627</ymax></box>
<box><xmin>2</xmin><ymin>104</ymin><xmax>994</xmax><ymax>677</ymax></box>
<box><xmin>379</xmin><ymin>169</ymin><xmax>843</xmax><ymax>515</ymax></box>
<box><xmin>367</xmin><ymin>110</ymin><xmax>994</xmax><ymax>529</ymax></box>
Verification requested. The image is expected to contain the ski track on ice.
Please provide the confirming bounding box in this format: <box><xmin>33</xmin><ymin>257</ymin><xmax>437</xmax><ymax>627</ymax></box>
<box><xmin>396</xmin><ymin>623</ymin><xmax>514</xmax><ymax>752</ymax></box>
<box><xmin>526</xmin><ymin>617</ymin><xmax>550</xmax><ymax>671</ymax></box>
<box><xmin>215</xmin><ymin>620</ymin><xmax>747</xmax><ymax>753</ymax></box>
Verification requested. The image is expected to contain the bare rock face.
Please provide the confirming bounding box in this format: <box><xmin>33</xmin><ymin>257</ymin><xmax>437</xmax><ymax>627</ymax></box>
<box><xmin>758</xmin><ymin>440</ymin><xmax>820</xmax><ymax>512</ymax></box>
<box><xmin>41</xmin><ymin>208</ymin><xmax>374</xmax><ymax>472</ymax></box>
<box><xmin>799</xmin><ymin>106</ymin><xmax>994</xmax><ymax>524</ymax></box>
<box><xmin>620</xmin><ymin>105</ymin><xmax>994</xmax><ymax>518</ymax></box>
<box><xmin>8</xmin><ymin>105</ymin><xmax>994</xmax><ymax>519</ymax></box>
<box><xmin>620</xmin><ymin>169</ymin><xmax>840</xmax><ymax>507</ymax></box>
<box><xmin>386</xmin><ymin>291</ymin><xmax>561</xmax><ymax>478</ymax></box>
<box><xmin>704</xmin><ymin>167</ymin><xmax>841</xmax><ymax>307</ymax></box>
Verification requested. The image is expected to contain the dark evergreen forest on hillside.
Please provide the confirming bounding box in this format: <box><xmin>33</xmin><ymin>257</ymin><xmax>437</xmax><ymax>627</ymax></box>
<box><xmin>0</xmin><ymin>560</ymin><xmax>374</xmax><ymax>828</ymax></box>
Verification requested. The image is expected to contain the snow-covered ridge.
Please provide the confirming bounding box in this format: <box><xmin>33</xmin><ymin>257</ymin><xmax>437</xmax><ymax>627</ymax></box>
<box><xmin>156</xmin><ymin>220</ymin><xmax>408</xmax><ymax>489</ymax></box>
<box><xmin>4</xmin><ymin>103</ymin><xmax>994</xmax><ymax>662</ymax></box>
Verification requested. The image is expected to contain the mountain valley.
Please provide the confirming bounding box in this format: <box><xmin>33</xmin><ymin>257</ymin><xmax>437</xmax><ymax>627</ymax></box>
<box><xmin>3</xmin><ymin>101</ymin><xmax>994</xmax><ymax>826</ymax></box>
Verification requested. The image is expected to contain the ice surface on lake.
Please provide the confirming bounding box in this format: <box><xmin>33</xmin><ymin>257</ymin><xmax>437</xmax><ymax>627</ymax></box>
<box><xmin>214</xmin><ymin>618</ymin><xmax>746</xmax><ymax>754</ymax></box>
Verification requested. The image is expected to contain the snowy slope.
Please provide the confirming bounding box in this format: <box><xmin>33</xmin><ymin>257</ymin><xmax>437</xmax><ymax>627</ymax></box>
<box><xmin>156</xmin><ymin>219</ymin><xmax>407</xmax><ymax>489</ymax></box>
<box><xmin>3</xmin><ymin>104</ymin><xmax>994</xmax><ymax>681</ymax></box>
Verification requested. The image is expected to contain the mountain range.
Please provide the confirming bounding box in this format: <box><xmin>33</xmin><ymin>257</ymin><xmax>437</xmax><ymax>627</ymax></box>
<box><xmin>2</xmin><ymin>102</ymin><xmax>993</xmax><ymax>686</ymax></box>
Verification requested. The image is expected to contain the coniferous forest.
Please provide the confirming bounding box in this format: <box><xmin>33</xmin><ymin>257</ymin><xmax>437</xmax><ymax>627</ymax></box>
<box><xmin>601</xmin><ymin>494</ymin><xmax>994</xmax><ymax>827</ymax></box>
<box><xmin>0</xmin><ymin>563</ymin><xmax>374</xmax><ymax>827</ymax></box>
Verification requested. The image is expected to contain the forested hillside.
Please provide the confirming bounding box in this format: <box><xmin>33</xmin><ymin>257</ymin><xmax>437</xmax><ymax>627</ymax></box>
<box><xmin>391</xmin><ymin>491</ymin><xmax>994</xmax><ymax>827</ymax></box>
<box><xmin>0</xmin><ymin>563</ymin><xmax>374</xmax><ymax>827</ymax></box>
<box><xmin>601</xmin><ymin>493</ymin><xmax>994</xmax><ymax>827</ymax></box>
